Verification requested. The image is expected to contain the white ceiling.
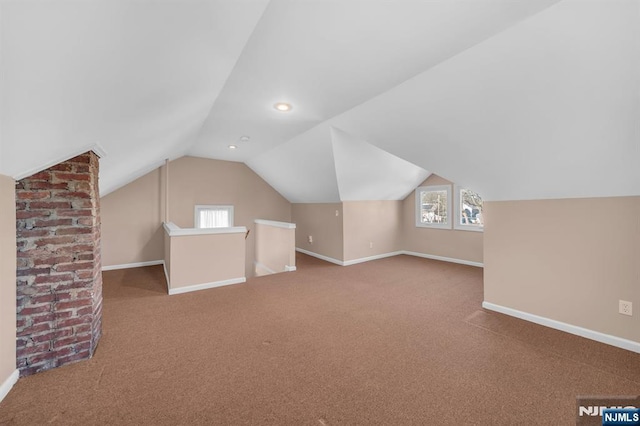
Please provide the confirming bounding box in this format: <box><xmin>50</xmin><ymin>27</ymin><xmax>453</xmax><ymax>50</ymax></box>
<box><xmin>1</xmin><ymin>0</ymin><xmax>638</xmax><ymax>202</ymax></box>
<box><xmin>331</xmin><ymin>128</ymin><xmax>429</xmax><ymax>202</ymax></box>
<box><xmin>329</xmin><ymin>0</ymin><xmax>640</xmax><ymax>201</ymax></box>
<box><xmin>0</xmin><ymin>0</ymin><xmax>270</xmax><ymax>191</ymax></box>
<box><xmin>246</xmin><ymin>125</ymin><xmax>429</xmax><ymax>202</ymax></box>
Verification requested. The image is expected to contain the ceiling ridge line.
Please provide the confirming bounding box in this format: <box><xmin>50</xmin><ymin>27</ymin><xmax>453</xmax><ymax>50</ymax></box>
<box><xmin>183</xmin><ymin>0</ymin><xmax>273</xmax><ymax>156</ymax></box>
<box><xmin>319</xmin><ymin>1</ymin><xmax>564</xmax><ymax>133</ymax></box>
<box><xmin>241</xmin><ymin>0</ymin><xmax>564</xmax><ymax>166</ymax></box>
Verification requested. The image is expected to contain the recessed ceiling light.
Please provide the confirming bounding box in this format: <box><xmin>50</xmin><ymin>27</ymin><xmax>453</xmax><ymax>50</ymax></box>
<box><xmin>239</xmin><ymin>136</ymin><xmax>250</xmax><ymax>142</ymax></box>
<box><xmin>274</xmin><ymin>102</ymin><xmax>292</xmax><ymax>112</ymax></box>
<box><xmin>228</xmin><ymin>145</ymin><xmax>237</xmax><ymax>150</ymax></box>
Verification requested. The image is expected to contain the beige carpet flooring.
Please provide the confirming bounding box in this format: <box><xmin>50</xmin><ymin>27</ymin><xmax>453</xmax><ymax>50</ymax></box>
<box><xmin>1</xmin><ymin>253</ymin><xmax>639</xmax><ymax>425</ymax></box>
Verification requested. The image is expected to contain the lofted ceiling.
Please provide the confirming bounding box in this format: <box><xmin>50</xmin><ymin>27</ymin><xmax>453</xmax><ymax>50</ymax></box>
<box><xmin>1</xmin><ymin>0</ymin><xmax>638</xmax><ymax>202</ymax></box>
<box><xmin>246</xmin><ymin>125</ymin><xmax>429</xmax><ymax>202</ymax></box>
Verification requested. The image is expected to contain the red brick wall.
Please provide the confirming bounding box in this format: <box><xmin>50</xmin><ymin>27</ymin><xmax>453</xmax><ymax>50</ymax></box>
<box><xmin>15</xmin><ymin>152</ymin><xmax>102</xmax><ymax>376</ymax></box>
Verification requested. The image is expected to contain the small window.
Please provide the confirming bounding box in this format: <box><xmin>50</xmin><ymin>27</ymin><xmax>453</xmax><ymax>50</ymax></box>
<box><xmin>415</xmin><ymin>185</ymin><xmax>451</xmax><ymax>229</ymax></box>
<box><xmin>194</xmin><ymin>205</ymin><xmax>234</xmax><ymax>228</ymax></box>
<box><xmin>454</xmin><ymin>186</ymin><xmax>483</xmax><ymax>231</ymax></box>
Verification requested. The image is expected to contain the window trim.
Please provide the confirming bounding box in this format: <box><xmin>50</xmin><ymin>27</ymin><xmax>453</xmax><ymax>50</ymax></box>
<box><xmin>453</xmin><ymin>185</ymin><xmax>484</xmax><ymax>232</ymax></box>
<box><xmin>194</xmin><ymin>205</ymin><xmax>234</xmax><ymax>228</ymax></box>
<box><xmin>415</xmin><ymin>185</ymin><xmax>452</xmax><ymax>229</ymax></box>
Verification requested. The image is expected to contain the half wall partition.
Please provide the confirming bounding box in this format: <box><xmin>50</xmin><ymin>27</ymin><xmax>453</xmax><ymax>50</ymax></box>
<box><xmin>163</xmin><ymin>222</ymin><xmax>247</xmax><ymax>295</ymax></box>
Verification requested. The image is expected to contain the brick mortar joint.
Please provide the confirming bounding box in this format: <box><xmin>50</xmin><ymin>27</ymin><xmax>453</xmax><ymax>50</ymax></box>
<box><xmin>15</xmin><ymin>150</ymin><xmax>103</xmax><ymax>376</ymax></box>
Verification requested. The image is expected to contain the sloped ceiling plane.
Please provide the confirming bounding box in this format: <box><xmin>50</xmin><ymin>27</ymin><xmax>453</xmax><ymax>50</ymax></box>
<box><xmin>1</xmin><ymin>0</ymin><xmax>638</xmax><ymax>202</ymax></box>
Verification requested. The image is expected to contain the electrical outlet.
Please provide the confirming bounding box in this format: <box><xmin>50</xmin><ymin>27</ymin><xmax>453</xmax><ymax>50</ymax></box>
<box><xmin>619</xmin><ymin>300</ymin><xmax>633</xmax><ymax>316</ymax></box>
<box><xmin>335</xmin><ymin>210</ymin><xmax>339</xmax><ymax>217</ymax></box>
<box><xmin>308</xmin><ymin>235</ymin><xmax>313</xmax><ymax>244</ymax></box>
<box><xmin>369</xmin><ymin>241</ymin><xmax>373</xmax><ymax>249</ymax></box>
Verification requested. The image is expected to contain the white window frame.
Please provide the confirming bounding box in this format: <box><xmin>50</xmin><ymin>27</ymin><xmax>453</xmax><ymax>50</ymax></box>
<box><xmin>194</xmin><ymin>205</ymin><xmax>234</xmax><ymax>229</ymax></box>
<box><xmin>415</xmin><ymin>185</ymin><xmax>451</xmax><ymax>229</ymax></box>
<box><xmin>454</xmin><ymin>185</ymin><xmax>484</xmax><ymax>232</ymax></box>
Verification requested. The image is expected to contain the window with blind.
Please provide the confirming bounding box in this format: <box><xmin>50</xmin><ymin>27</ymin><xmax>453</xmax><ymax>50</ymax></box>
<box><xmin>194</xmin><ymin>205</ymin><xmax>234</xmax><ymax>228</ymax></box>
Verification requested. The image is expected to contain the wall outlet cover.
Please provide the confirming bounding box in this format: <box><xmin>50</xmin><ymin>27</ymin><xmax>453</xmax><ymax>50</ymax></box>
<box><xmin>619</xmin><ymin>300</ymin><xmax>633</xmax><ymax>316</ymax></box>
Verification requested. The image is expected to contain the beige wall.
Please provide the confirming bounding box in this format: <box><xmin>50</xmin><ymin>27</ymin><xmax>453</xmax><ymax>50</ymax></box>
<box><xmin>101</xmin><ymin>157</ymin><xmax>291</xmax><ymax>277</ymax></box>
<box><xmin>292</xmin><ymin>177</ymin><xmax>482</xmax><ymax>265</ymax></box>
<box><xmin>255</xmin><ymin>222</ymin><xmax>295</xmax><ymax>275</ymax></box>
<box><xmin>343</xmin><ymin>201</ymin><xmax>402</xmax><ymax>261</ymax></box>
<box><xmin>167</xmin><ymin>232</ymin><xmax>245</xmax><ymax>290</ymax></box>
<box><xmin>168</xmin><ymin>157</ymin><xmax>291</xmax><ymax>278</ymax></box>
<box><xmin>101</xmin><ymin>167</ymin><xmax>165</xmax><ymax>266</ymax></box>
<box><xmin>401</xmin><ymin>175</ymin><xmax>483</xmax><ymax>264</ymax></box>
<box><xmin>0</xmin><ymin>174</ymin><xmax>17</xmax><ymax>385</ymax></box>
<box><xmin>292</xmin><ymin>203</ymin><xmax>343</xmax><ymax>261</ymax></box>
<box><xmin>102</xmin><ymin>162</ymin><xmax>481</xmax><ymax>272</ymax></box>
<box><xmin>484</xmin><ymin>196</ymin><xmax>640</xmax><ymax>343</ymax></box>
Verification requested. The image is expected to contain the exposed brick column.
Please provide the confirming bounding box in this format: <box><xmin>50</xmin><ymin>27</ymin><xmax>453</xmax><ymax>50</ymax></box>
<box><xmin>15</xmin><ymin>152</ymin><xmax>102</xmax><ymax>376</ymax></box>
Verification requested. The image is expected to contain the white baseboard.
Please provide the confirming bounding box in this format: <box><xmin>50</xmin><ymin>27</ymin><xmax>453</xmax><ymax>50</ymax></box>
<box><xmin>295</xmin><ymin>248</ymin><xmax>344</xmax><ymax>266</ymax></box>
<box><xmin>102</xmin><ymin>260</ymin><xmax>164</xmax><ymax>271</ymax></box>
<box><xmin>482</xmin><ymin>301</ymin><xmax>640</xmax><ymax>354</ymax></box>
<box><xmin>343</xmin><ymin>251</ymin><xmax>404</xmax><ymax>266</ymax></box>
<box><xmin>168</xmin><ymin>277</ymin><xmax>246</xmax><ymax>295</ymax></box>
<box><xmin>102</xmin><ymin>252</ymin><xmax>479</xmax><ymax>277</ymax></box>
<box><xmin>402</xmin><ymin>251</ymin><xmax>483</xmax><ymax>268</ymax></box>
<box><xmin>296</xmin><ymin>247</ymin><xmax>483</xmax><ymax>269</ymax></box>
<box><xmin>0</xmin><ymin>369</ymin><xmax>19</xmax><ymax>403</ymax></box>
